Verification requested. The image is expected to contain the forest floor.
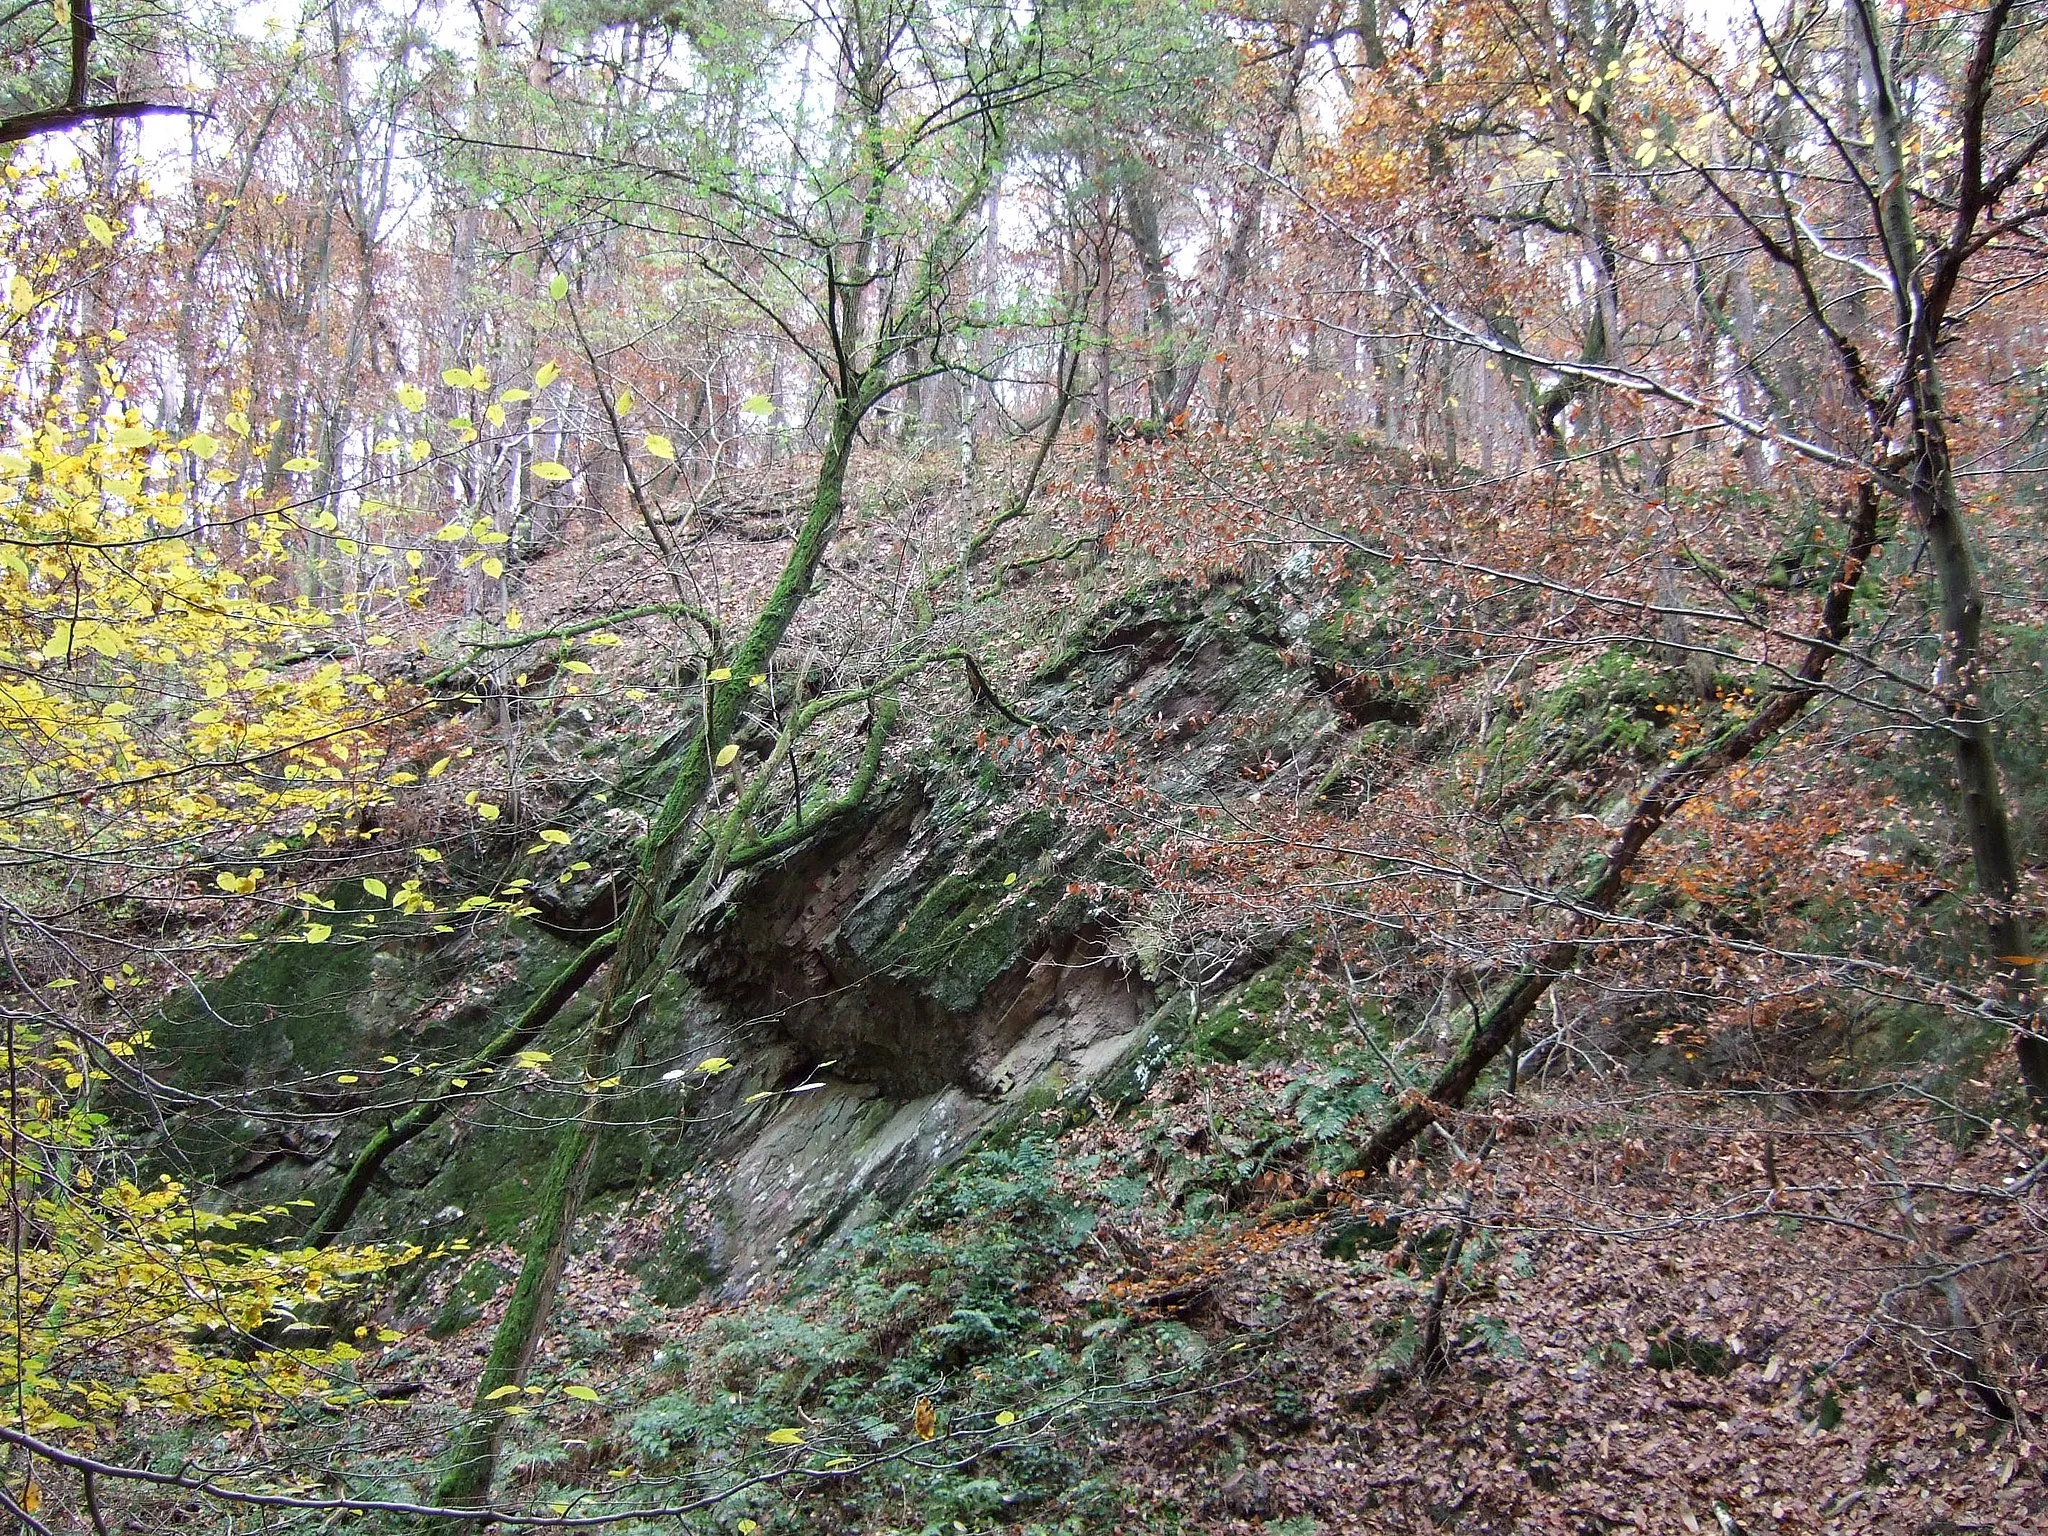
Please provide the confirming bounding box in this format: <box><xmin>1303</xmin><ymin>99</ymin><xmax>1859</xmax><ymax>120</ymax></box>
<box><xmin>1093</xmin><ymin>1089</ymin><xmax>2048</xmax><ymax>1535</ymax></box>
<box><xmin>385</xmin><ymin>1063</ymin><xmax>2048</xmax><ymax>1534</ymax></box>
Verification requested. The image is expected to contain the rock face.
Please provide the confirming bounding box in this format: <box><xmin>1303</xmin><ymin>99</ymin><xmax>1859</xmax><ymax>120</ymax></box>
<box><xmin>710</xmin><ymin>955</ymin><xmax>1146</xmax><ymax>1288</ymax></box>
<box><xmin>145</xmin><ymin>573</ymin><xmax>1433</xmax><ymax>1295</ymax></box>
<box><xmin>632</xmin><ymin>790</ymin><xmax>1153</xmax><ymax>1293</ymax></box>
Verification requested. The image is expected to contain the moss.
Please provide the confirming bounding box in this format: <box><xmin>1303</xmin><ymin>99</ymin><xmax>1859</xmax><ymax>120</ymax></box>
<box><xmin>427</xmin><ymin>1259</ymin><xmax>513</xmax><ymax>1338</ymax></box>
<box><xmin>1189</xmin><ymin>1001</ymin><xmax>1266</xmax><ymax>1063</ymax></box>
<box><xmin>1179</xmin><ymin>966</ymin><xmax>1286</xmax><ymax>1064</ymax></box>
<box><xmin>140</xmin><ymin>895</ymin><xmax>464</xmax><ymax>1186</ymax></box>
<box><xmin>152</xmin><ymin>908</ymin><xmax>407</xmax><ymax>1090</ymax></box>
<box><xmin>385</xmin><ymin>1116</ymin><xmax>554</xmax><ymax>1242</ymax></box>
<box><xmin>1481</xmin><ymin>648</ymin><xmax>1694</xmax><ymax>810</ymax></box>
<box><xmin>850</xmin><ymin>809</ymin><xmax>1068</xmax><ymax>1010</ymax></box>
<box><xmin>1186</xmin><ymin>958</ymin><xmax>1328</xmax><ymax>1065</ymax></box>
<box><xmin>636</xmin><ymin>1228</ymin><xmax>717</xmax><ymax>1307</ymax></box>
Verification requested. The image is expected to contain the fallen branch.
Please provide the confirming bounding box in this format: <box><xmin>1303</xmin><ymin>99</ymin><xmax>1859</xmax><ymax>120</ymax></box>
<box><xmin>424</xmin><ymin>602</ymin><xmax>719</xmax><ymax>687</ymax></box>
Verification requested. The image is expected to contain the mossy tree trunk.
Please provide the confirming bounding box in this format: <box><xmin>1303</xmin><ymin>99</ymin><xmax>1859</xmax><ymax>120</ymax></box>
<box><xmin>425</xmin><ymin>5</ymin><xmax>1038</xmax><ymax>1509</ymax></box>
<box><xmin>304</xmin><ymin>930</ymin><xmax>619</xmax><ymax>1249</ymax></box>
<box><xmin>430</xmin><ymin>393</ymin><xmax>873</xmax><ymax>1517</ymax></box>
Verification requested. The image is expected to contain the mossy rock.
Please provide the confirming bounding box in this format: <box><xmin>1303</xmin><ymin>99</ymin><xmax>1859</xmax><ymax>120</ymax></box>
<box><xmin>635</xmin><ymin>1226</ymin><xmax>719</xmax><ymax>1307</ymax></box>
<box><xmin>1481</xmin><ymin>648</ymin><xmax>1695</xmax><ymax>811</ymax></box>
<box><xmin>1190</xmin><ymin>999</ymin><xmax>1269</xmax><ymax>1064</ymax></box>
<box><xmin>427</xmin><ymin>1258</ymin><xmax>513</xmax><ymax>1338</ymax></box>
<box><xmin>847</xmin><ymin>808</ymin><xmax>1069</xmax><ymax>1010</ymax></box>
<box><xmin>151</xmin><ymin>893</ymin><xmax>431</xmax><ymax>1091</ymax></box>
<box><xmin>1186</xmin><ymin>957</ymin><xmax>1329</xmax><ymax>1065</ymax></box>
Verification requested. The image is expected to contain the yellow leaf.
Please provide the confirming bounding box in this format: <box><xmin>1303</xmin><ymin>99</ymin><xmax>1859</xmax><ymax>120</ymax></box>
<box><xmin>643</xmin><ymin>432</ymin><xmax>674</xmax><ymax>460</ymax></box>
<box><xmin>706</xmin><ymin>666</ymin><xmax>732</xmax><ymax>681</ymax></box>
<box><xmin>697</xmin><ymin>1056</ymin><xmax>733</xmax><ymax>1074</ymax></box>
<box><xmin>1004</xmin><ymin>872</ymin><xmax>1017</xmax><ymax>887</ymax></box>
<box><xmin>283</xmin><ymin>456</ymin><xmax>321</xmax><ymax>472</ymax></box>
<box><xmin>335</xmin><ymin>1075</ymin><xmax>359</xmax><ymax>1085</ymax></box>
<box><xmin>586</xmin><ymin>631</ymin><xmax>621</xmax><ymax>646</ymax></box>
<box><xmin>482</xmin><ymin>557</ymin><xmax>505</xmax><ymax>579</ymax></box>
<box><xmin>8</xmin><ymin>273</ymin><xmax>34</xmax><ymax>313</ymax></box>
<box><xmin>995</xmin><ymin>1410</ymin><xmax>1017</xmax><ymax>1426</ymax></box>
<box><xmin>84</xmin><ymin>213</ymin><xmax>115</xmax><ymax>246</ymax></box>
<box><xmin>187</xmin><ymin>431</ymin><xmax>220</xmax><ymax>460</ymax></box>
<box><xmin>476</xmin><ymin>802</ymin><xmax>501</xmax><ymax>821</ymax></box>
<box><xmin>531</xmin><ymin>461</ymin><xmax>572</xmax><ymax>482</ymax></box>
<box><xmin>363</xmin><ymin>878</ymin><xmax>387</xmax><ymax>899</ymax></box>
<box><xmin>537</xmin><ymin>829</ymin><xmax>571</xmax><ymax>845</ymax></box>
<box><xmin>397</xmin><ymin>383</ymin><xmax>428</xmax><ymax>412</ymax></box>
<box><xmin>536</xmin><ymin>360</ymin><xmax>561</xmax><ymax>388</ymax></box>
<box><xmin>304</xmin><ymin>923</ymin><xmax>333</xmax><ymax>944</ymax></box>
<box><xmin>562</xmin><ymin>659</ymin><xmax>594</xmax><ymax>674</ymax></box>
<box><xmin>766</xmin><ymin>1427</ymin><xmax>806</xmax><ymax>1445</ymax></box>
<box><xmin>563</xmin><ymin>1384</ymin><xmax>600</xmax><ymax>1402</ymax></box>
<box><xmin>715</xmin><ymin>743</ymin><xmax>740</xmax><ymax>768</ymax></box>
<box><xmin>484</xmin><ymin>1384</ymin><xmax>524</xmax><ymax>1401</ymax></box>
<box><xmin>442</xmin><ymin>367</ymin><xmax>475</xmax><ymax>389</ymax></box>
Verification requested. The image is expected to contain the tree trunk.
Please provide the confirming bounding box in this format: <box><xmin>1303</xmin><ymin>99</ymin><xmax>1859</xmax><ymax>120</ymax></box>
<box><xmin>1118</xmin><ymin>164</ymin><xmax>1179</xmax><ymax>418</ymax></box>
<box><xmin>429</xmin><ymin>393</ymin><xmax>873</xmax><ymax>1520</ymax></box>
<box><xmin>1850</xmin><ymin>0</ymin><xmax>2046</xmax><ymax>1103</ymax></box>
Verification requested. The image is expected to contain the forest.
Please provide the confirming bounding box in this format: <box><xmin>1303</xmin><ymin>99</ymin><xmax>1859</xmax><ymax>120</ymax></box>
<box><xmin>2</xmin><ymin>0</ymin><xmax>2047</xmax><ymax>1529</ymax></box>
